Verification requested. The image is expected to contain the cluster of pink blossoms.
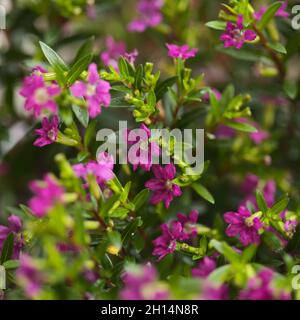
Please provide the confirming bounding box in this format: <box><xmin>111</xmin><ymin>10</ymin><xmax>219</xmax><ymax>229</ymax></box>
<box><xmin>125</xmin><ymin>123</ymin><xmax>160</xmax><ymax>171</ymax></box>
<box><xmin>73</xmin><ymin>152</ymin><xmax>114</xmax><ymax>187</ymax></box>
<box><xmin>70</xmin><ymin>63</ymin><xmax>111</xmax><ymax>118</ymax></box>
<box><xmin>101</xmin><ymin>37</ymin><xmax>138</xmax><ymax>70</ymax></box>
<box><xmin>221</xmin><ymin>15</ymin><xmax>256</xmax><ymax>49</ymax></box>
<box><xmin>28</xmin><ymin>174</ymin><xmax>64</xmax><ymax>218</ymax></box>
<box><xmin>145</xmin><ymin>163</ymin><xmax>182</xmax><ymax>208</ymax></box>
<box><xmin>166</xmin><ymin>43</ymin><xmax>198</xmax><ymax>60</ymax></box>
<box><xmin>120</xmin><ymin>264</ymin><xmax>169</xmax><ymax>300</ymax></box>
<box><xmin>0</xmin><ymin>215</ymin><xmax>23</xmax><ymax>259</ymax></box>
<box><xmin>128</xmin><ymin>0</ymin><xmax>164</xmax><ymax>32</ymax></box>
<box><xmin>19</xmin><ymin>67</ymin><xmax>60</xmax><ymax>118</ymax></box>
<box><xmin>152</xmin><ymin>210</ymin><xmax>199</xmax><ymax>260</ymax></box>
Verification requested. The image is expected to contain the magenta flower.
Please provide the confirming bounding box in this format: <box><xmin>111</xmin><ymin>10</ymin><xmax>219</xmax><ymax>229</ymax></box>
<box><xmin>0</xmin><ymin>215</ymin><xmax>23</xmax><ymax>259</ymax></box>
<box><xmin>276</xmin><ymin>1</ymin><xmax>289</xmax><ymax>18</ymax></box>
<box><xmin>126</xmin><ymin>123</ymin><xmax>160</xmax><ymax>171</ymax></box>
<box><xmin>128</xmin><ymin>0</ymin><xmax>164</xmax><ymax>32</ymax></box>
<box><xmin>176</xmin><ymin>209</ymin><xmax>199</xmax><ymax>240</ymax></box>
<box><xmin>16</xmin><ymin>254</ymin><xmax>45</xmax><ymax>299</ymax></box>
<box><xmin>220</xmin><ymin>15</ymin><xmax>256</xmax><ymax>49</ymax></box>
<box><xmin>33</xmin><ymin>116</ymin><xmax>59</xmax><ymax>147</ymax></box>
<box><xmin>192</xmin><ymin>257</ymin><xmax>216</xmax><ymax>278</ymax></box>
<box><xmin>19</xmin><ymin>69</ymin><xmax>60</xmax><ymax>118</ymax></box>
<box><xmin>253</xmin><ymin>7</ymin><xmax>267</xmax><ymax>21</ymax></box>
<box><xmin>214</xmin><ymin>124</ymin><xmax>236</xmax><ymax>139</ymax></box>
<box><xmin>239</xmin><ymin>268</ymin><xmax>291</xmax><ymax>300</ymax></box>
<box><xmin>224</xmin><ymin>206</ymin><xmax>263</xmax><ymax>246</ymax></box>
<box><xmin>201</xmin><ymin>283</ymin><xmax>229</xmax><ymax>300</ymax></box>
<box><xmin>70</xmin><ymin>63</ymin><xmax>111</xmax><ymax>118</ymax></box>
<box><xmin>153</xmin><ymin>222</ymin><xmax>183</xmax><ymax>260</ymax></box>
<box><xmin>28</xmin><ymin>174</ymin><xmax>64</xmax><ymax>218</ymax></box>
<box><xmin>100</xmin><ymin>37</ymin><xmax>138</xmax><ymax>69</ymax></box>
<box><xmin>145</xmin><ymin>164</ymin><xmax>182</xmax><ymax>208</ymax></box>
<box><xmin>73</xmin><ymin>152</ymin><xmax>114</xmax><ymax>186</ymax></box>
<box><xmin>121</xmin><ymin>264</ymin><xmax>169</xmax><ymax>300</ymax></box>
<box><xmin>166</xmin><ymin>43</ymin><xmax>198</xmax><ymax>60</ymax></box>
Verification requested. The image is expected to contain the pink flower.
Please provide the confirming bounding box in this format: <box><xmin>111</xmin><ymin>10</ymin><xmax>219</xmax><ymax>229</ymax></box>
<box><xmin>276</xmin><ymin>1</ymin><xmax>289</xmax><ymax>18</ymax></box>
<box><xmin>33</xmin><ymin>116</ymin><xmax>59</xmax><ymax>147</ymax></box>
<box><xmin>201</xmin><ymin>283</ymin><xmax>229</xmax><ymax>300</ymax></box>
<box><xmin>126</xmin><ymin>123</ymin><xmax>160</xmax><ymax>171</ymax></box>
<box><xmin>220</xmin><ymin>15</ymin><xmax>256</xmax><ymax>49</ymax></box>
<box><xmin>19</xmin><ymin>68</ymin><xmax>60</xmax><ymax>118</ymax></box>
<box><xmin>153</xmin><ymin>221</ymin><xmax>183</xmax><ymax>260</ymax></box>
<box><xmin>70</xmin><ymin>63</ymin><xmax>111</xmax><ymax>118</ymax></box>
<box><xmin>128</xmin><ymin>0</ymin><xmax>164</xmax><ymax>32</ymax></box>
<box><xmin>224</xmin><ymin>206</ymin><xmax>263</xmax><ymax>246</ymax></box>
<box><xmin>121</xmin><ymin>264</ymin><xmax>169</xmax><ymax>300</ymax></box>
<box><xmin>239</xmin><ymin>268</ymin><xmax>291</xmax><ymax>300</ymax></box>
<box><xmin>145</xmin><ymin>164</ymin><xmax>182</xmax><ymax>208</ymax></box>
<box><xmin>0</xmin><ymin>215</ymin><xmax>23</xmax><ymax>259</ymax></box>
<box><xmin>101</xmin><ymin>37</ymin><xmax>129</xmax><ymax>70</ymax></box>
<box><xmin>166</xmin><ymin>43</ymin><xmax>198</xmax><ymax>60</ymax></box>
<box><xmin>73</xmin><ymin>152</ymin><xmax>114</xmax><ymax>186</ymax></box>
<box><xmin>16</xmin><ymin>254</ymin><xmax>45</xmax><ymax>299</ymax></box>
<box><xmin>176</xmin><ymin>209</ymin><xmax>199</xmax><ymax>240</ymax></box>
<box><xmin>28</xmin><ymin>174</ymin><xmax>64</xmax><ymax>218</ymax></box>
<box><xmin>254</xmin><ymin>7</ymin><xmax>267</xmax><ymax>21</ymax></box>
<box><xmin>192</xmin><ymin>257</ymin><xmax>216</xmax><ymax>278</ymax></box>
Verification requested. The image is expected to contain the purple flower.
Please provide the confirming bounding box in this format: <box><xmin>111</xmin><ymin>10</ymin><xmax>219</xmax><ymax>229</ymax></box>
<box><xmin>120</xmin><ymin>264</ymin><xmax>169</xmax><ymax>300</ymax></box>
<box><xmin>201</xmin><ymin>283</ymin><xmax>229</xmax><ymax>300</ymax></box>
<box><xmin>253</xmin><ymin>7</ymin><xmax>267</xmax><ymax>21</ymax></box>
<box><xmin>224</xmin><ymin>206</ymin><xmax>263</xmax><ymax>246</ymax></box>
<box><xmin>145</xmin><ymin>164</ymin><xmax>182</xmax><ymax>208</ymax></box>
<box><xmin>16</xmin><ymin>254</ymin><xmax>45</xmax><ymax>299</ymax></box>
<box><xmin>220</xmin><ymin>15</ymin><xmax>256</xmax><ymax>49</ymax></box>
<box><xmin>70</xmin><ymin>63</ymin><xmax>111</xmax><ymax>118</ymax></box>
<box><xmin>19</xmin><ymin>68</ymin><xmax>60</xmax><ymax>118</ymax></box>
<box><xmin>166</xmin><ymin>43</ymin><xmax>198</xmax><ymax>60</ymax></box>
<box><xmin>276</xmin><ymin>1</ymin><xmax>289</xmax><ymax>18</ymax></box>
<box><xmin>28</xmin><ymin>174</ymin><xmax>64</xmax><ymax>218</ymax></box>
<box><xmin>153</xmin><ymin>222</ymin><xmax>183</xmax><ymax>260</ymax></box>
<box><xmin>192</xmin><ymin>257</ymin><xmax>216</xmax><ymax>278</ymax></box>
<box><xmin>176</xmin><ymin>209</ymin><xmax>199</xmax><ymax>240</ymax></box>
<box><xmin>241</xmin><ymin>174</ymin><xmax>260</xmax><ymax>194</ymax></box>
<box><xmin>0</xmin><ymin>215</ymin><xmax>23</xmax><ymax>259</ymax></box>
<box><xmin>128</xmin><ymin>0</ymin><xmax>164</xmax><ymax>32</ymax></box>
<box><xmin>73</xmin><ymin>152</ymin><xmax>114</xmax><ymax>186</ymax></box>
<box><xmin>126</xmin><ymin>124</ymin><xmax>160</xmax><ymax>171</ymax></box>
<box><xmin>239</xmin><ymin>268</ymin><xmax>291</xmax><ymax>300</ymax></box>
<box><xmin>33</xmin><ymin>116</ymin><xmax>59</xmax><ymax>147</ymax></box>
<box><xmin>214</xmin><ymin>124</ymin><xmax>236</xmax><ymax>139</ymax></box>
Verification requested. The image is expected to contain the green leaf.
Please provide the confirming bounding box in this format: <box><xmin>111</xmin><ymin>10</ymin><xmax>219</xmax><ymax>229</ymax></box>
<box><xmin>147</xmin><ymin>90</ymin><xmax>156</xmax><ymax>108</ymax></box>
<box><xmin>268</xmin><ymin>42</ymin><xmax>287</xmax><ymax>55</ymax></box>
<box><xmin>269</xmin><ymin>194</ymin><xmax>289</xmax><ymax>216</ymax></box>
<box><xmin>209</xmin><ymin>239</ymin><xmax>241</xmax><ymax>264</ymax></box>
<box><xmin>120</xmin><ymin>182</ymin><xmax>132</xmax><ymax>203</ymax></box>
<box><xmin>257</xmin><ymin>2</ymin><xmax>282</xmax><ymax>30</ymax></box>
<box><xmin>242</xmin><ymin>245</ymin><xmax>257</xmax><ymax>263</ymax></box>
<box><xmin>284</xmin><ymin>81</ymin><xmax>298</xmax><ymax>99</ymax></box>
<box><xmin>224</xmin><ymin>120</ymin><xmax>258</xmax><ymax>133</ymax></box>
<box><xmin>205</xmin><ymin>20</ymin><xmax>227</xmax><ymax>30</ymax></box>
<box><xmin>3</xmin><ymin>259</ymin><xmax>20</xmax><ymax>269</ymax></box>
<box><xmin>155</xmin><ymin>76</ymin><xmax>178</xmax><ymax>101</ymax></box>
<box><xmin>133</xmin><ymin>189</ymin><xmax>150</xmax><ymax>211</ymax></box>
<box><xmin>208</xmin><ymin>265</ymin><xmax>231</xmax><ymax>283</ymax></box>
<box><xmin>256</xmin><ymin>190</ymin><xmax>268</xmax><ymax>213</ymax></box>
<box><xmin>73</xmin><ymin>36</ymin><xmax>94</xmax><ymax>63</ymax></box>
<box><xmin>122</xmin><ymin>217</ymin><xmax>143</xmax><ymax>245</ymax></box>
<box><xmin>0</xmin><ymin>233</ymin><xmax>14</xmax><ymax>264</ymax></box>
<box><xmin>134</xmin><ymin>64</ymin><xmax>143</xmax><ymax>90</ymax></box>
<box><xmin>191</xmin><ymin>183</ymin><xmax>215</xmax><ymax>204</ymax></box>
<box><xmin>66</xmin><ymin>54</ymin><xmax>92</xmax><ymax>85</ymax></box>
<box><xmin>84</xmin><ymin>119</ymin><xmax>97</xmax><ymax>147</ymax></box>
<box><xmin>118</xmin><ymin>57</ymin><xmax>129</xmax><ymax>78</ymax></box>
<box><xmin>39</xmin><ymin>41</ymin><xmax>68</xmax><ymax>85</ymax></box>
<box><xmin>109</xmin><ymin>207</ymin><xmax>130</xmax><ymax>219</ymax></box>
<box><xmin>72</xmin><ymin>104</ymin><xmax>89</xmax><ymax>128</ymax></box>
<box><xmin>217</xmin><ymin>45</ymin><xmax>265</xmax><ymax>62</ymax></box>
